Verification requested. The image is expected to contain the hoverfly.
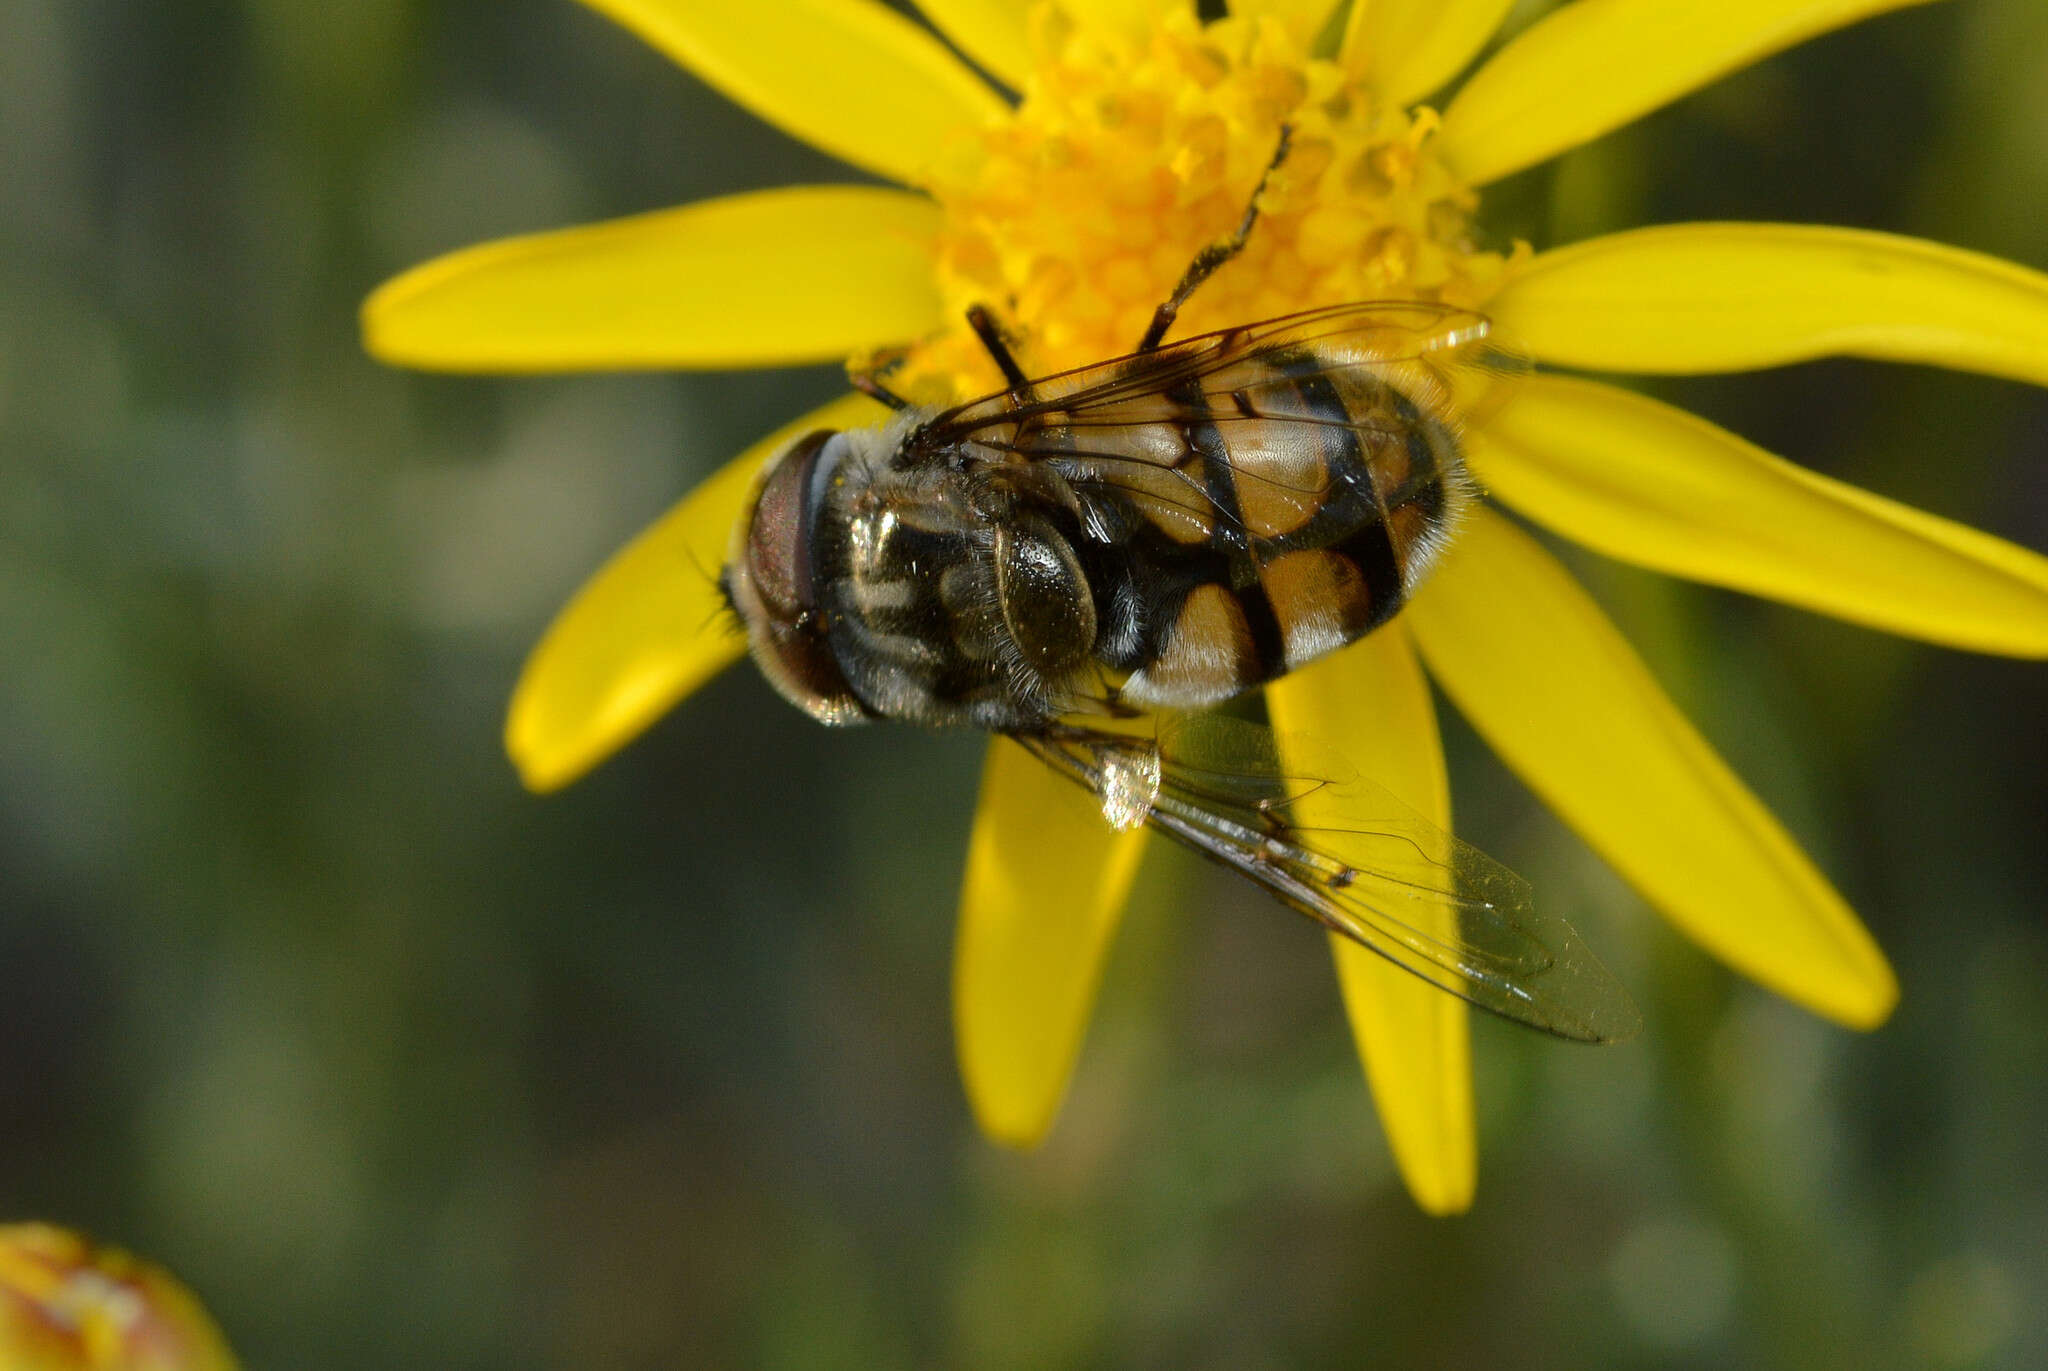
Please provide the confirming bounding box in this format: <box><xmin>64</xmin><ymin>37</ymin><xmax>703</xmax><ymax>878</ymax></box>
<box><xmin>721</xmin><ymin>131</ymin><xmax>1640</xmax><ymax>1043</ymax></box>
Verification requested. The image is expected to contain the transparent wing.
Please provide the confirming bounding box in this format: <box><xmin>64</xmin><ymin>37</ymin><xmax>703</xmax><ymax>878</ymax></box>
<box><xmin>917</xmin><ymin>301</ymin><xmax>1504</xmax><ymax>442</ymax></box>
<box><xmin>1017</xmin><ymin>714</ymin><xmax>1641</xmax><ymax>1044</ymax></box>
<box><xmin>909</xmin><ymin>301</ymin><xmax>1524</xmax><ymax>544</ymax></box>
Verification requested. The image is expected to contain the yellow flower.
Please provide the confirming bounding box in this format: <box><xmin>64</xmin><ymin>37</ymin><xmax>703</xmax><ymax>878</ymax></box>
<box><xmin>362</xmin><ymin>0</ymin><xmax>2048</xmax><ymax>1214</ymax></box>
<box><xmin>0</xmin><ymin>1224</ymin><xmax>238</xmax><ymax>1371</ymax></box>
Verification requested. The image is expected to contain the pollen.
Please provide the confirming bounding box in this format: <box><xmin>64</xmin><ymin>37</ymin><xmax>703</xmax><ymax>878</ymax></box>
<box><xmin>894</xmin><ymin>5</ymin><xmax>1524</xmax><ymax>402</ymax></box>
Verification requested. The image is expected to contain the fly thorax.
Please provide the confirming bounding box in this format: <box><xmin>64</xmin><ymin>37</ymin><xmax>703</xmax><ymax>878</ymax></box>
<box><xmin>809</xmin><ymin>440</ymin><xmax>1099</xmax><ymax>730</ymax></box>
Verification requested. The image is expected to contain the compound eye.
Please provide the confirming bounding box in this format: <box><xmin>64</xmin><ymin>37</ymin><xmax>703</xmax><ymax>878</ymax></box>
<box><xmin>731</xmin><ymin>429</ymin><xmax>870</xmax><ymax>725</ymax></box>
<box><xmin>745</xmin><ymin>430</ymin><xmax>840</xmax><ymax>620</ymax></box>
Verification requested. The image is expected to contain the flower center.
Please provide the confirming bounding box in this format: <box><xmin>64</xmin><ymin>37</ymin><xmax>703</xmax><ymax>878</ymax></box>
<box><xmin>896</xmin><ymin>4</ymin><xmax>1521</xmax><ymax>401</ymax></box>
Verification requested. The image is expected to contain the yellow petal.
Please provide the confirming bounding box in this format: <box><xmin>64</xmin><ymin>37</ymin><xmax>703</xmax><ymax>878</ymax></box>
<box><xmin>576</xmin><ymin>0</ymin><xmax>1006</xmax><ymax>185</ymax></box>
<box><xmin>505</xmin><ymin>392</ymin><xmax>886</xmax><ymax>792</ymax></box>
<box><xmin>915</xmin><ymin>0</ymin><xmax>1032</xmax><ymax>89</ymax></box>
<box><xmin>1492</xmin><ymin>223</ymin><xmax>2048</xmax><ymax>386</ymax></box>
<box><xmin>1341</xmin><ymin>0</ymin><xmax>1516</xmax><ymax>106</ymax></box>
<box><xmin>1439</xmin><ymin>0</ymin><xmax>1944</xmax><ymax>186</ymax></box>
<box><xmin>1232</xmin><ymin>0</ymin><xmax>1340</xmax><ymax>50</ymax></box>
<box><xmin>363</xmin><ymin>187</ymin><xmax>945</xmax><ymax>372</ymax></box>
<box><xmin>955</xmin><ymin>736</ymin><xmax>1149</xmax><ymax>1146</ymax></box>
<box><xmin>1266</xmin><ymin>627</ymin><xmax>1476</xmax><ymax>1215</ymax></box>
<box><xmin>1473</xmin><ymin>376</ymin><xmax>2048</xmax><ymax>657</ymax></box>
<box><xmin>1409</xmin><ymin>508</ymin><xmax>1897</xmax><ymax>1028</ymax></box>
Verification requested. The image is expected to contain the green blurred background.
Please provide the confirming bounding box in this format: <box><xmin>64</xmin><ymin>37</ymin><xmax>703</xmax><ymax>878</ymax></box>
<box><xmin>3</xmin><ymin>0</ymin><xmax>2045</xmax><ymax>1366</ymax></box>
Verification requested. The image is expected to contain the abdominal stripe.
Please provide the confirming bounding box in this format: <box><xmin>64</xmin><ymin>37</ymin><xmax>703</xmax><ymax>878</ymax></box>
<box><xmin>1282</xmin><ymin>366</ymin><xmax>1406</xmax><ymax>646</ymax></box>
<box><xmin>1170</xmin><ymin>380</ymin><xmax>1279</xmax><ymax>685</ymax></box>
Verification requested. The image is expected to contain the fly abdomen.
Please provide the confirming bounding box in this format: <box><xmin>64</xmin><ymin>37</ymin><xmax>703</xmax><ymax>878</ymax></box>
<box><xmin>1113</xmin><ymin>351</ymin><xmax>1464</xmax><ymax>707</ymax></box>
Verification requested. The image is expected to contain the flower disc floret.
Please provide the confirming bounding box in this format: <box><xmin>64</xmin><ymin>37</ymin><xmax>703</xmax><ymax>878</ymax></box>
<box><xmin>904</xmin><ymin>9</ymin><xmax>1520</xmax><ymax>398</ymax></box>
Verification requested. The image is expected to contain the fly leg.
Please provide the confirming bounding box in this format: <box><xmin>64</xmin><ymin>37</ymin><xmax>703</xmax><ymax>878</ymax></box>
<box><xmin>849</xmin><ymin>346</ymin><xmax>913</xmax><ymax>410</ymax></box>
<box><xmin>966</xmin><ymin>302</ymin><xmax>1033</xmax><ymax>407</ymax></box>
<box><xmin>1136</xmin><ymin>123</ymin><xmax>1294</xmax><ymax>352</ymax></box>
<box><xmin>856</xmin><ymin>313</ymin><xmax>1026</xmax><ymax>407</ymax></box>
